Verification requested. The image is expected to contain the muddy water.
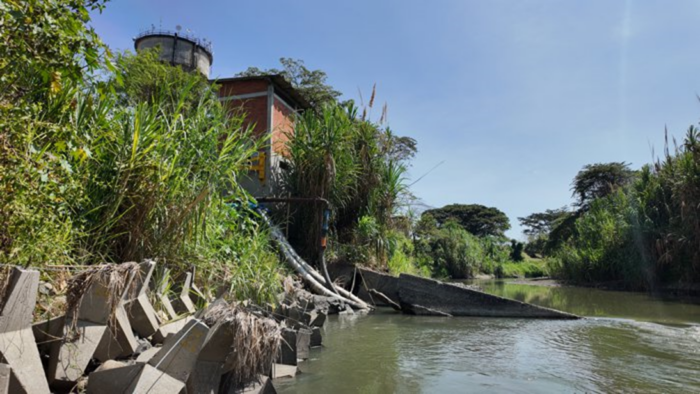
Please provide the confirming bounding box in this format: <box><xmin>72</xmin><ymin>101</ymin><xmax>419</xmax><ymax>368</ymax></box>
<box><xmin>275</xmin><ymin>280</ymin><xmax>700</xmax><ymax>393</ymax></box>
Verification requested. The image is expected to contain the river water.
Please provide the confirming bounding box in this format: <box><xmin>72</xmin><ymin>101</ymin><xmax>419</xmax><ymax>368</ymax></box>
<box><xmin>275</xmin><ymin>280</ymin><xmax>700</xmax><ymax>393</ymax></box>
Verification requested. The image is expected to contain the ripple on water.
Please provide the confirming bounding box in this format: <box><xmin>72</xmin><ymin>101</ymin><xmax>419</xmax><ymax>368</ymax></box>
<box><xmin>278</xmin><ymin>311</ymin><xmax>700</xmax><ymax>394</ymax></box>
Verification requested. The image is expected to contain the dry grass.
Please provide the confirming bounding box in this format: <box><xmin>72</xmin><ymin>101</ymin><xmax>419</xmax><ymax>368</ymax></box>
<box><xmin>203</xmin><ymin>301</ymin><xmax>282</xmax><ymax>389</ymax></box>
<box><xmin>64</xmin><ymin>262</ymin><xmax>141</xmax><ymax>334</ymax></box>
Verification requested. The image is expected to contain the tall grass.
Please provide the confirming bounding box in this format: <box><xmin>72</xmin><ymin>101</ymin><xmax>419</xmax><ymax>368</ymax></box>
<box><xmin>281</xmin><ymin>97</ymin><xmax>414</xmax><ymax>269</ymax></box>
<box><xmin>547</xmin><ymin>127</ymin><xmax>700</xmax><ymax>289</ymax></box>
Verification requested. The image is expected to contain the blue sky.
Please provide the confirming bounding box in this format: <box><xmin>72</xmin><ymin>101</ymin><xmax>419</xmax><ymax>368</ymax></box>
<box><xmin>91</xmin><ymin>0</ymin><xmax>700</xmax><ymax>239</ymax></box>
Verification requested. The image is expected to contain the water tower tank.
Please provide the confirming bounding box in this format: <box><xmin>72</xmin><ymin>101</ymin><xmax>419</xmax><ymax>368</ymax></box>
<box><xmin>134</xmin><ymin>28</ymin><xmax>213</xmax><ymax>77</ymax></box>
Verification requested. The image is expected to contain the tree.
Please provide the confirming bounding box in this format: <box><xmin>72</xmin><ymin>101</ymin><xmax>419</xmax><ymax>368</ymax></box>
<box><xmin>518</xmin><ymin>207</ymin><xmax>571</xmax><ymax>238</ymax></box>
<box><xmin>237</xmin><ymin>58</ymin><xmax>341</xmax><ymax>109</ymax></box>
<box><xmin>422</xmin><ymin>204</ymin><xmax>510</xmax><ymax>238</ymax></box>
<box><xmin>572</xmin><ymin>162</ymin><xmax>634</xmax><ymax>210</ymax></box>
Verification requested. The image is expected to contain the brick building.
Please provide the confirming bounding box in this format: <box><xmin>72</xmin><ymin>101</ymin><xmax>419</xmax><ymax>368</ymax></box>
<box><xmin>215</xmin><ymin>75</ymin><xmax>311</xmax><ymax>197</ymax></box>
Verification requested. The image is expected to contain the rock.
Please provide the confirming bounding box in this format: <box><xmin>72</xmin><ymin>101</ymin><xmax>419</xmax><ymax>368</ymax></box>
<box><xmin>397</xmin><ymin>274</ymin><xmax>580</xmax><ymax>319</ymax></box>
<box><xmin>0</xmin><ymin>268</ymin><xmax>51</xmax><ymax>393</ymax></box>
<box><xmin>310</xmin><ymin>327</ymin><xmax>322</xmax><ymax>348</ymax></box>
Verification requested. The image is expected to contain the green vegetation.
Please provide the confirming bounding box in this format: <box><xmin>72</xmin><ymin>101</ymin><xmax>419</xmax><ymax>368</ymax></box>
<box><xmin>519</xmin><ymin>129</ymin><xmax>700</xmax><ymax>290</ymax></box>
<box><xmin>0</xmin><ymin>0</ymin><xmax>283</xmax><ymax>303</ymax></box>
<box><xmin>237</xmin><ymin>58</ymin><xmax>342</xmax><ymax>109</ymax></box>
<box><xmin>422</xmin><ymin>204</ymin><xmax>511</xmax><ymax>237</ymax></box>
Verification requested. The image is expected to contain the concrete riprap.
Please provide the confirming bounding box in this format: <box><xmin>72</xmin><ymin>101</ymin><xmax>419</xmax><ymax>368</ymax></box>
<box><xmin>171</xmin><ymin>272</ymin><xmax>197</xmax><ymax>315</ymax></box>
<box><xmin>0</xmin><ymin>268</ymin><xmax>51</xmax><ymax>393</ymax></box>
<box><xmin>187</xmin><ymin>320</ymin><xmax>235</xmax><ymax>393</ymax></box>
<box><xmin>0</xmin><ymin>363</ymin><xmax>11</xmax><ymax>394</ymax></box>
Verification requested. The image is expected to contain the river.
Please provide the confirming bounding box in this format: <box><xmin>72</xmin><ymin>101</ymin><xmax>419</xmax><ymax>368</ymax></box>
<box><xmin>275</xmin><ymin>280</ymin><xmax>700</xmax><ymax>393</ymax></box>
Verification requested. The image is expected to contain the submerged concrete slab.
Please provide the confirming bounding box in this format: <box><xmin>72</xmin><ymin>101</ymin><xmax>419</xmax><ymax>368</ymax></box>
<box><xmin>0</xmin><ymin>268</ymin><xmax>51</xmax><ymax>394</ymax></box>
<box><xmin>397</xmin><ymin>274</ymin><xmax>580</xmax><ymax>319</ymax></box>
<box><xmin>357</xmin><ymin>268</ymin><xmax>401</xmax><ymax>307</ymax></box>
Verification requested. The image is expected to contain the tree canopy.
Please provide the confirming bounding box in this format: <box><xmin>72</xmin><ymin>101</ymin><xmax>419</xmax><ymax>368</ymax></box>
<box><xmin>422</xmin><ymin>204</ymin><xmax>510</xmax><ymax>238</ymax></box>
<box><xmin>518</xmin><ymin>207</ymin><xmax>571</xmax><ymax>238</ymax></box>
<box><xmin>237</xmin><ymin>58</ymin><xmax>341</xmax><ymax>109</ymax></box>
<box><xmin>572</xmin><ymin>162</ymin><xmax>634</xmax><ymax>210</ymax></box>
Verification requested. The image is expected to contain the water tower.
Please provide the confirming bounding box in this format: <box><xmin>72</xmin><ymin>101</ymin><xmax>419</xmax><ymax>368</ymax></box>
<box><xmin>134</xmin><ymin>26</ymin><xmax>213</xmax><ymax>77</ymax></box>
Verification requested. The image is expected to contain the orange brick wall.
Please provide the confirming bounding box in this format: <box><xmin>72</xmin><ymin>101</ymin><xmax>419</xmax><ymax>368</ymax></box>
<box><xmin>222</xmin><ymin>96</ymin><xmax>269</xmax><ymax>140</ymax></box>
<box><xmin>218</xmin><ymin>79</ymin><xmax>268</xmax><ymax>96</ymax></box>
<box><xmin>272</xmin><ymin>96</ymin><xmax>295</xmax><ymax>155</ymax></box>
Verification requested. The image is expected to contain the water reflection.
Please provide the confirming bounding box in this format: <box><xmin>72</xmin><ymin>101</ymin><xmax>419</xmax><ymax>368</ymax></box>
<box><xmin>277</xmin><ymin>283</ymin><xmax>700</xmax><ymax>394</ymax></box>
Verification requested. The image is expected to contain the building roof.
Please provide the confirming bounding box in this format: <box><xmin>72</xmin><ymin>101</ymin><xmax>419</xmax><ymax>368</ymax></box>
<box><xmin>212</xmin><ymin>74</ymin><xmax>312</xmax><ymax>110</ymax></box>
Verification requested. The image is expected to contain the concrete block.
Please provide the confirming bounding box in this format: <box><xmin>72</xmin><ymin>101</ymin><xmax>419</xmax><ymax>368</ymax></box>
<box><xmin>134</xmin><ymin>260</ymin><xmax>156</xmax><ymax>296</ymax></box>
<box><xmin>94</xmin><ymin>304</ymin><xmax>140</xmax><ymax>361</ymax></box>
<box><xmin>47</xmin><ymin>271</ymin><xmax>120</xmax><ymax>386</ymax></box>
<box><xmin>171</xmin><ymin>272</ymin><xmax>196</xmax><ymax>315</ymax></box>
<box><xmin>126</xmin><ymin>293</ymin><xmax>160</xmax><ymax>338</ymax></box>
<box><xmin>231</xmin><ymin>375</ymin><xmax>277</xmax><ymax>394</ymax></box>
<box><xmin>32</xmin><ymin>315</ymin><xmax>65</xmax><ymax>355</ymax></box>
<box><xmin>152</xmin><ymin>316</ymin><xmax>194</xmax><ymax>344</ymax></box>
<box><xmin>309</xmin><ymin>310</ymin><xmax>326</xmax><ymax>328</ymax></box>
<box><xmin>148</xmin><ymin>319</ymin><xmax>209</xmax><ymax>383</ymax></box>
<box><xmin>157</xmin><ymin>268</ymin><xmax>179</xmax><ymax>320</ymax></box>
<box><xmin>186</xmin><ymin>320</ymin><xmax>234</xmax><ymax>393</ymax></box>
<box><xmin>87</xmin><ymin>362</ymin><xmax>185</xmax><ymax>394</ymax></box>
<box><xmin>296</xmin><ymin>328</ymin><xmax>311</xmax><ymax>360</ymax></box>
<box><xmin>270</xmin><ymin>363</ymin><xmax>297</xmax><ymax>379</ymax></box>
<box><xmin>47</xmin><ymin>320</ymin><xmax>107</xmax><ymax>385</ymax></box>
<box><xmin>0</xmin><ymin>268</ymin><xmax>51</xmax><ymax>394</ymax></box>
<box><xmin>0</xmin><ymin>364</ymin><xmax>10</xmax><ymax>394</ymax></box>
<box><xmin>136</xmin><ymin>346</ymin><xmax>160</xmax><ymax>363</ymax></box>
<box><xmin>278</xmin><ymin>328</ymin><xmax>297</xmax><ymax>366</ymax></box>
<box><xmin>310</xmin><ymin>326</ymin><xmax>322</xmax><ymax>348</ymax></box>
